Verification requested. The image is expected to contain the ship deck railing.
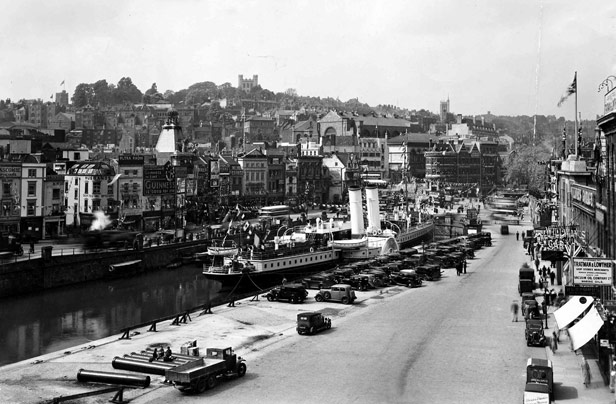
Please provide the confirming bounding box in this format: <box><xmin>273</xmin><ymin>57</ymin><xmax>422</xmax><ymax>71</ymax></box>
<box><xmin>239</xmin><ymin>244</ymin><xmax>333</xmax><ymax>261</ymax></box>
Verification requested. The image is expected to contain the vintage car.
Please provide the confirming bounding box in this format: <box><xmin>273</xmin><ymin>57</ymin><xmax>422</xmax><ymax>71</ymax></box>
<box><xmin>521</xmin><ymin>292</ymin><xmax>538</xmax><ymax>316</ymax></box>
<box><xmin>296</xmin><ymin>312</ymin><xmax>331</xmax><ymax>335</ymax></box>
<box><xmin>362</xmin><ymin>268</ymin><xmax>391</xmax><ymax>286</ymax></box>
<box><xmin>301</xmin><ymin>274</ymin><xmax>337</xmax><ymax>290</ymax></box>
<box><xmin>525</xmin><ymin>319</ymin><xmax>546</xmax><ymax>347</ymax></box>
<box><xmin>264</xmin><ymin>284</ymin><xmax>308</xmax><ymax>304</ymax></box>
<box><xmin>314</xmin><ymin>284</ymin><xmax>356</xmax><ymax>304</ymax></box>
<box><xmin>526</xmin><ymin>357</ymin><xmax>553</xmax><ymax>399</ymax></box>
<box><xmin>390</xmin><ymin>269</ymin><xmax>423</xmax><ymax>288</ymax></box>
<box><xmin>340</xmin><ymin>274</ymin><xmax>370</xmax><ymax>291</ymax></box>
<box><xmin>415</xmin><ymin>264</ymin><xmax>442</xmax><ymax>281</ymax></box>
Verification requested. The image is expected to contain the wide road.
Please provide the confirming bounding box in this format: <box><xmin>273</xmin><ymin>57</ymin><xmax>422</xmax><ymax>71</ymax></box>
<box><xmin>140</xmin><ymin>223</ymin><xmax>542</xmax><ymax>404</ymax></box>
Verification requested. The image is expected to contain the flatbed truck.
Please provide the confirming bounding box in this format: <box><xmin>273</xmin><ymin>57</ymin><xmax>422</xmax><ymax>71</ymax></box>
<box><xmin>165</xmin><ymin>347</ymin><xmax>246</xmax><ymax>393</ymax></box>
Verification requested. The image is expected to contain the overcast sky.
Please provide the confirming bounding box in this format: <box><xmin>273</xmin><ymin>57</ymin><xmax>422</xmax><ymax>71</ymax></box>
<box><xmin>2</xmin><ymin>0</ymin><xmax>615</xmax><ymax>118</ymax></box>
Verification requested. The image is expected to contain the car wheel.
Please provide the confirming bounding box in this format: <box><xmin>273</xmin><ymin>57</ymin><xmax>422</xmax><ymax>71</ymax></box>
<box><xmin>323</xmin><ymin>292</ymin><xmax>331</xmax><ymax>299</ymax></box>
<box><xmin>206</xmin><ymin>375</ymin><xmax>217</xmax><ymax>389</ymax></box>
<box><xmin>237</xmin><ymin>363</ymin><xmax>247</xmax><ymax>377</ymax></box>
<box><xmin>292</xmin><ymin>295</ymin><xmax>299</xmax><ymax>304</ymax></box>
<box><xmin>195</xmin><ymin>378</ymin><xmax>207</xmax><ymax>393</ymax></box>
<box><xmin>315</xmin><ymin>294</ymin><xmax>324</xmax><ymax>302</ymax></box>
<box><xmin>341</xmin><ymin>296</ymin><xmax>350</xmax><ymax>304</ymax></box>
<box><xmin>267</xmin><ymin>295</ymin><xmax>273</xmax><ymax>302</ymax></box>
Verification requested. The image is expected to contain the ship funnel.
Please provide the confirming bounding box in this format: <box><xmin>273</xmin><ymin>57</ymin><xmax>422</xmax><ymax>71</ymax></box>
<box><xmin>348</xmin><ymin>187</ymin><xmax>364</xmax><ymax>238</ymax></box>
<box><xmin>365</xmin><ymin>186</ymin><xmax>381</xmax><ymax>234</ymax></box>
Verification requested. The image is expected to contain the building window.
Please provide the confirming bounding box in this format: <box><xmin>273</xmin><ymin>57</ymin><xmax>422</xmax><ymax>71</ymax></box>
<box><xmin>108</xmin><ymin>185</ymin><xmax>114</xmax><ymax>195</ymax></box>
<box><xmin>92</xmin><ymin>199</ymin><xmax>101</xmax><ymax>211</ymax></box>
<box><xmin>27</xmin><ymin>200</ymin><xmax>35</xmax><ymax>216</ymax></box>
<box><xmin>74</xmin><ymin>152</ymin><xmax>81</xmax><ymax>160</ymax></box>
<box><xmin>84</xmin><ymin>199</ymin><xmax>89</xmax><ymax>212</ymax></box>
<box><xmin>93</xmin><ymin>181</ymin><xmax>101</xmax><ymax>194</ymax></box>
<box><xmin>2</xmin><ymin>183</ymin><xmax>10</xmax><ymax>197</ymax></box>
<box><xmin>27</xmin><ymin>181</ymin><xmax>36</xmax><ymax>197</ymax></box>
<box><xmin>132</xmin><ymin>183</ymin><xmax>138</xmax><ymax>192</ymax></box>
<box><xmin>85</xmin><ymin>182</ymin><xmax>89</xmax><ymax>194</ymax></box>
<box><xmin>28</xmin><ymin>169</ymin><xmax>36</xmax><ymax>178</ymax></box>
<box><xmin>1</xmin><ymin>200</ymin><xmax>12</xmax><ymax>216</ymax></box>
<box><xmin>52</xmin><ymin>189</ymin><xmax>60</xmax><ymax>200</ymax></box>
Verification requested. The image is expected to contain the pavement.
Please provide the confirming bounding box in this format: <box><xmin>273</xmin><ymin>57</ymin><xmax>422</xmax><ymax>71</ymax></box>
<box><xmin>514</xmin><ymin>212</ymin><xmax>614</xmax><ymax>403</ymax></box>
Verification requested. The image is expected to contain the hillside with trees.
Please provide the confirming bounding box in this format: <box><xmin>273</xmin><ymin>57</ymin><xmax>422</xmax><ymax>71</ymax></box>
<box><xmin>69</xmin><ymin>77</ymin><xmax>592</xmax><ymax>147</ymax></box>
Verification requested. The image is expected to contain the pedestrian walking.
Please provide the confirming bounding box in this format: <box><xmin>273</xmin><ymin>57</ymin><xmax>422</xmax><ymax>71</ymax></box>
<box><xmin>463</xmin><ymin>259</ymin><xmax>467</xmax><ymax>274</ymax></box>
<box><xmin>511</xmin><ymin>300</ymin><xmax>520</xmax><ymax>322</ymax></box>
<box><xmin>29</xmin><ymin>239</ymin><xmax>35</xmax><ymax>254</ymax></box>
<box><xmin>582</xmin><ymin>357</ymin><xmax>591</xmax><ymax>387</ymax></box>
<box><xmin>552</xmin><ymin>331</ymin><xmax>559</xmax><ymax>351</ymax></box>
<box><xmin>550</xmin><ymin>270</ymin><xmax>555</xmax><ymax>285</ymax></box>
<box><xmin>516</xmin><ymin>231</ymin><xmax>520</xmax><ymax>241</ymax></box>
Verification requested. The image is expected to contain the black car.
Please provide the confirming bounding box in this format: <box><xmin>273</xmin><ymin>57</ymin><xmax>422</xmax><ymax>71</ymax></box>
<box><xmin>264</xmin><ymin>284</ymin><xmax>308</xmax><ymax>304</ymax></box>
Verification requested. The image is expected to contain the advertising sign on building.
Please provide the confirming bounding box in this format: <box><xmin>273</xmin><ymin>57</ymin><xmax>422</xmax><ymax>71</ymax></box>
<box><xmin>605</xmin><ymin>87</ymin><xmax>616</xmax><ymax>115</ymax></box>
<box><xmin>0</xmin><ymin>165</ymin><xmax>21</xmax><ymax>178</ymax></box>
<box><xmin>119</xmin><ymin>155</ymin><xmax>145</xmax><ymax>165</ymax></box>
<box><xmin>143</xmin><ymin>166</ymin><xmax>175</xmax><ymax>195</ymax></box>
<box><xmin>573</xmin><ymin>258</ymin><xmax>614</xmax><ymax>285</ymax></box>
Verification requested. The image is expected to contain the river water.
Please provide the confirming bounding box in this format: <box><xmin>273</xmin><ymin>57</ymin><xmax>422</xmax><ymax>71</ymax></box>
<box><xmin>0</xmin><ymin>264</ymin><xmax>231</xmax><ymax>367</ymax></box>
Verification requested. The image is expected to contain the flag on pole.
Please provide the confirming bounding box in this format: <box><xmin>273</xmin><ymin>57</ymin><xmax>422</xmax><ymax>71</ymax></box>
<box><xmin>557</xmin><ymin>73</ymin><xmax>576</xmax><ymax>107</ymax></box>
<box><xmin>60</xmin><ymin>80</ymin><xmax>65</xmax><ymax>86</ymax></box>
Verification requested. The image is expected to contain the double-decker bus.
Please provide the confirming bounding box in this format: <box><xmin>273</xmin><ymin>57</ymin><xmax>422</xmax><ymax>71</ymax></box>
<box><xmin>258</xmin><ymin>205</ymin><xmax>290</xmax><ymax>220</ymax></box>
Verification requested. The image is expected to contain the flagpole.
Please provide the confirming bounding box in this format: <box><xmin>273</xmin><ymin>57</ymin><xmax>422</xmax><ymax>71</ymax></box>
<box><xmin>574</xmin><ymin>71</ymin><xmax>578</xmax><ymax>158</ymax></box>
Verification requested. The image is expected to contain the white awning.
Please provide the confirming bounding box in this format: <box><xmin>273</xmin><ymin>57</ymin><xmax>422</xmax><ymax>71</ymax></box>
<box><xmin>554</xmin><ymin>295</ymin><xmax>593</xmax><ymax>330</ymax></box>
<box><xmin>568</xmin><ymin>306</ymin><xmax>604</xmax><ymax>351</ymax></box>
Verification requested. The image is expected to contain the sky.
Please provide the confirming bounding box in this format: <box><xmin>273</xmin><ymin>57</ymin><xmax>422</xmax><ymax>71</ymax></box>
<box><xmin>2</xmin><ymin>0</ymin><xmax>616</xmax><ymax>119</ymax></box>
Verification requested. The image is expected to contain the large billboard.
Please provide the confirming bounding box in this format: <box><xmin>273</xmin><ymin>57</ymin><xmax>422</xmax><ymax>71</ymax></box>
<box><xmin>143</xmin><ymin>166</ymin><xmax>175</xmax><ymax>195</ymax></box>
<box><xmin>573</xmin><ymin>258</ymin><xmax>614</xmax><ymax>285</ymax></box>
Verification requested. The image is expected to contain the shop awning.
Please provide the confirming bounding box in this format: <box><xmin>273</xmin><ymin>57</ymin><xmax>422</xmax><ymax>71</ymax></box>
<box><xmin>568</xmin><ymin>305</ymin><xmax>604</xmax><ymax>351</ymax></box>
<box><xmin>554</xmin><ymin>295</ymin><xmax>593</xmax><ymax>330</ymax></box>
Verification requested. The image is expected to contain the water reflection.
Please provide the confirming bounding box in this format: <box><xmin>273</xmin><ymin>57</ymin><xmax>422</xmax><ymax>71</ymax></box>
<box><xmin>0</xmin><ymin>265</ymin><xmax>222</xmax><ymax>367</ymax></box>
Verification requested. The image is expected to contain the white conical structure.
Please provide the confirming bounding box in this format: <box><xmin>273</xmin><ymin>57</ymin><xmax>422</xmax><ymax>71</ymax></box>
<box><xmin>348</xmin><ymin>187</ymin><xmax>364</xmax><ymax>238</ymax></box>
<box><xmin>156</xmin><ymin>113</ymin><xmax>182</xmax><ymax>153</ymax></box>
<box><xmin>365</xmin><ymin>186</ymin><xmax>381</xmax><ymax>234</ymax></box>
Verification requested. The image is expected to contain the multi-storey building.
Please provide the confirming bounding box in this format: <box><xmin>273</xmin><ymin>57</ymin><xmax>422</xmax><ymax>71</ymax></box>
<box><xmin>425</xmin><ymin>139</ymin><xmax>501</xmax><ymax>195</ymax></box>
<box><xmin>596</xmin><ymin>107</ymin><xmax>615</xmax><ymax>260</ymax></box>
<box><xmin>117</xmin><ymin>154</ymin><xmax>146</xmax><ymax>230</ymax></box>
<box><xmin>20</xmin><ymin>157</ymin><xmax>46</xmax><ymax>240</ymax></box>
<box><xmin>64</xmin><ymin>161</ymin><xmax>117</xmax><ymax>229</ymax></box>
<box><xmin>244</xmin><ymin>116</ymin><xmax>276</xmax><ymax>143</ymax></box>
<box><xmin>447</xmin><ymin>114</ymin><xmax>498</xmax><ymax>141</ymax></box>
<box><xmin>284</xmin><ymin>157</ymin><xmax>298</xmax><ymax>206</ymax></box>
<box><xmin>27</xmin><ymin>102</ymin><xmax>47</xmax><ymax>128</ymax></box>
<box><xmin>387</xmin><ymin>133</ymin><xmax>437</xmax><ymax>182</ymax></box>
<box><xmin>43</xmin><ymin>171</ymin><xmax>66</xmax><ymax>238</ymax></box>
<box><xmin>237</xmin><ymin>148</ymin><xmax>268</xmax><ymax>201</ymax></box>
<box><xmin>297</xmin><ymin>155</ymin><xmax>325</xmax><ymax>205</ymax></box>
<box><xmin>264</xmin><ymin>149</ymin><xmax>285</xmax><ymax>203</ymax></box>
<box><xmin>0</xmin><ymin>163</ymin><xmax>22</xmax><ymax>234</ymax></box>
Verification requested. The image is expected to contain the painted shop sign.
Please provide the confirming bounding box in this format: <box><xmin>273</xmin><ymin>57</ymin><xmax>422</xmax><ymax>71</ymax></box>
<box><xmin>570</xmin><ymin>185</ymin><xmax>594</xmax><ymax>209</ymax></box>
<box><xmin>573</xmin><ymin>258</ymin><xmax>614</xmax><ymax>286</ymax></box>
<box><xmin>119</xmin><ymin>155</ymin><xmax>145</xmax><ymax>165</ymax></box>
<box><xmin>0</xmin><ymin>166</ymin><xmax>21</xmax><ymax>178</ymax></box>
